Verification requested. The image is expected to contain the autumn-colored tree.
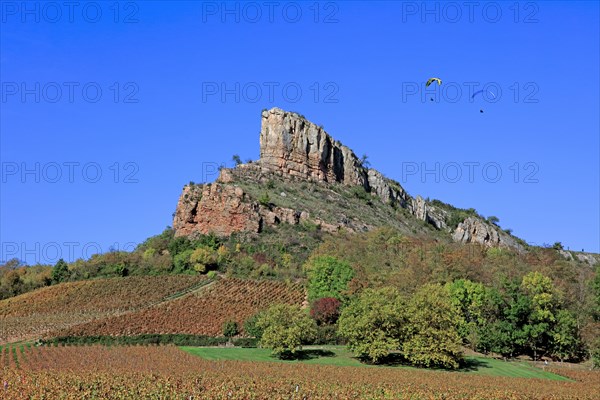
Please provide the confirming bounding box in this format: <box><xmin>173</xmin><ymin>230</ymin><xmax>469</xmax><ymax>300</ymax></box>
<box><xmin>310</xmin><ymin>297</ymin><xmax>341</xmax><ymax>325</ymax></box>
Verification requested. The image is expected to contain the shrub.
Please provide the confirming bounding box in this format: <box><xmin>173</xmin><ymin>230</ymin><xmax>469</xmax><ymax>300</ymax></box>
<box><xmin>244</xmin><ymin>312</ymin><xmax>265</xmax><ymax>339</ymax></box>
<box><xmin>223</xmin><ymin>320</ymin><xmax>239</xmax><ymax>338</ymax></box>
<box><xmin>310</xmin><ymin>297</ymin><xmax>341</xmax><ymax>325</ymax></box>
<box><xmin>259</xmin><ymin>192</ymin><xmax>271</xmax><ymax>207</ymax></box>
<box><xmin>206</xmin><ymin>271</ymin><xmax>217</xmax><ymax>279</ymax></box>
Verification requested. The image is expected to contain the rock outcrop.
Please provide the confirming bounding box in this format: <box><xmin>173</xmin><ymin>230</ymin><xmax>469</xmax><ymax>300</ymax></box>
<box><xmin>409</xmin><ymin>196</ymin><xmax>447</xmax><ymax>230</ymax></box>
<box><xmin>259</xmin><ymin>108</ymin><xmax>368</xmax><ymax>188</ymax></box>
<box><xmin>452</xmin><ymin>217</ymin><xmax>524</xmax><ymax>251</ymax></box>
<box><xmin>172</xmin><ymin>107</ymin><xmax>527</xmax><ymax>253</ymax></box>
<box><xmin>173</xmin><ymin>180</ymin><xmax>350</xmax><ymax>238</ymax></box>
<box><xmin>173</xmin><ymin>183</ymin><xmax>260</xmax><ymax>237</ymax></box>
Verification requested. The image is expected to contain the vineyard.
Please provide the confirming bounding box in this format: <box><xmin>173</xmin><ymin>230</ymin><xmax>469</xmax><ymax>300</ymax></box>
<box><xmin>56</xmin><ymin>278</ymin><xmax>306</xmax><ymax>337</ymax></box>
<box><xmin>0</xmin><ymin>275</ymin><xmax>207</xmax><ymax>344</ymax></box>
<box><xmin>1</xmin><ymin>345</ymin><xmax>599</xmax><ymax>399</ymax></box>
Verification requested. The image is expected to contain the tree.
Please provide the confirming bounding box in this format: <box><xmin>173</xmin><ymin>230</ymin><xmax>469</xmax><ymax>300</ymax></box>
<box><xmin>232</xmin><ymin>154</ymin><xmax>242</xmax><ymax>166</ymax></box>
<box><xmin>305</xmin><ymin>256</ymin><xmax>354</xmax><ymax>302</ymax></box>
<box><xmin>244</xmin><ymin>312</ymin><xmax>265</xmax><ymax>339</ymax></box>
<box><xmin>173</xmin><ymin>249</ymin><xmax>194</xmax><ymax>273</ymax></box>
<box><xmin>51</xmin><ymin>259</ymin><xmax>69</xmax><ymax>284</ymax></box>
<box><xmin>222</xmin><ymin>320</ymin><xmax>239</xmax><ymax>339</ymax></box>
<box><xmin>447</xmin><ymin>279</ymin><xmax>487</xmax><ymax>350</ymax></box>
<box><xmin>521</xmin><ymin>272</ymin><xmax>559</xmax><ymax>360</ymax></box>
<box><xmin>190</xmin><ymin>246</ymin><xmax>218</xmax><ymax>273</ymax></box>
<box><xmin>310</xmin><ymin>297</ymin><xmax>341</xmax><ymax>325</ymax></box>
<box><xmin>487</xmin><ymin>216</ymin><xmax>500</xmax><ymax>225</ymax></box>
<box><xmin>360</xmin><ymin>154</ymin><xmax>371</xmax><ymax>168</ymax></box>
<box><xmin>402</xmin><ymin>284</ymin><xmax>463</xmax><ymax>369</ymax></box>
<box><xmin>550</xmin><ymin>309</ymin><xmax>581</xmax><ymax>362</ymax></box>
<box><xmin>592</xmin><ymin>265</ymin><xmax>600</xmax><ymax>320</ymax></box>
<box><xmin>552</xmin><ymin>242</ymin><xmax>564</xmax><ymax>251</ymax></box>
<box><xmin>338</xmin><ymin>287</ymin><xmax>405</xmax><ymax>363</ymax></box>
<box><xmin>256</xmin><ymin>304</ymin><xmax>317</xmax><ymax>358</ymax></box>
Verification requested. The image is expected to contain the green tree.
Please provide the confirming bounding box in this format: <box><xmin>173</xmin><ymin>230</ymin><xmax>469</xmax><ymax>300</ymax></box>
<box><xmin>487</xmin><ymin>216</ymin><xmax>500</xmax><ymax>225</ymax></box>
<box><xmin>447</xmin><ymin>279</ymin><xmax>487</xmax><ymax>350</ymax></box>
<box><xmin>337</xmin><ymin>287</ymin><xmax>405</xmax><ymax>363</ymax></box>
<box><xmin>360</xmin><ymin>154</ymin><xmax>371</xmax><ymax>168</ymax></box>
<box><xmin>244</xmin><ymin>312</ymin><xmax>265</xmax><ymax>339</ymax></box>
<box><xmin>222</xmin><ymin>320</ymin><xmax>239</xmax><ymax>339</ymax></box>
<box><xmin>481</xmin><ymin>280</ymin><xmax>532</xmax><ymax>358</ymax></box>
<box><xmin>305</xmin><ymin>256</ymin><xmax>354</xmax><ymax>302</ymax></box>
<box><xmin>550</xmin><ymin>309</ymin><xmax>581</xmax><ymax>362</ymax></box>
<box><xmin>521</xmin><ymin>272</ymin><xmax>559</xmax><ymax>360</ymax></box>
<box><xmin>256</xmin><ymin>304</ymin><xmax>317</xmax><ymax>358</ymax></box>
<box><xmin>190</xmin><ymin>245</ymin><xmax>218</xmax><ymax>273</ymax></box>
<box><xmin>592</xmin><ymin>265</ymin><xmax>600</xmax><ymax>320</ymax></box>
<box><xmin>402</xmin><ymin>283</ymin><xmax>463</xmax><ymax>369</ymax></box>
<box><xmin>232</xmin><ymin>154</ymin><xmax>242</xmax><ymax>166</ymax></box>
<box><xmin>51</xmin><ymin>259</ymin><xmax>69</xmax><ymax>284</ymax></box>
<box><xmin>173</xmin><ymin>249</ymin><xmax>194</xmax><ymax>273</ymax></box>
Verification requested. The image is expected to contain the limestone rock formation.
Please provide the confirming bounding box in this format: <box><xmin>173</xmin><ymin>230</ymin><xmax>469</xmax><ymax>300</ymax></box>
<box><xmin>173</xmin><ymin>180</ymin><xmax>348</xmax><ymax>238</ymax></box>
<box><xmin>172</xmin><ymin>107</ymin><xmax>527</xmax><ymax>253</ymax></box>
<box><xmin>410</xmin><ymin>196</ymin><xmax>447</xmax><ymax>230</ymax></box>
<box><xmin>259</xmin><ymin>108</ymin><xmax>369</xmax><ymax>187</ymax></box>
<box><xmin>173</xmin><ymin>183</ymin><xmax>260</xmax><ymax>237</ymax></box>
<box><xmin>452</xmin><ymin>217</ymin><xmax>524</xmax><ymax>251</ymax></box>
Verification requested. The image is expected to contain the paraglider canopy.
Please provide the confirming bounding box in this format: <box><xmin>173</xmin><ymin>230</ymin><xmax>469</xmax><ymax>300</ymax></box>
<box><xmin>471</xmin><ymin>89</ymin><xmax>496</xmax><ymax>99</ymax></box>
<box><xmin>426</xmin><ymin>78</ymin><xmax>442</xmax><ymax>87</ymax></box>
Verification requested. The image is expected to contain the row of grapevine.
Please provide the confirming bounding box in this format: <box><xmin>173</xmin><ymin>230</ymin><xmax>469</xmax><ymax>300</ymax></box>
<box><xmin>56</xmin><ymin>278</ymin><xmax>305</xmax><ymax>337</ymax></box>
<box><xmin>1</xmin><ymin>345</ymin><xmax>599</xmax><ymax>399</ymax></box>
<box><xmin>0</xmin><ymin>275</ymin><xmax>207</xmax><ymax>343</ymax></box>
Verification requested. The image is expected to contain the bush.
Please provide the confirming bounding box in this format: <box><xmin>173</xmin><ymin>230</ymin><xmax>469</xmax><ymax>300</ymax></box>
<box><xmin>310</xmin><ymin>297</ymin><xmax>341</xmax><ymax>325</ymax></box>
<box><xmin>223</xmin><ymin>320</ymin><xmax>239</xmax><ymax>338</ymax></box>
<box><xmin>259</xmin><ymin>192</ymin><xmax>271</xmax><ymax>207</ymax></box>
<box><xmin>244</xmin><ymin>312</ymin><xmax>265</xmax><ymax>339</ymax></box>
<box><xmin>313</xmin><ymin>324</ymin><xmax>343</xmax><ymax>345</ymax></box>
<box><xmin>207</xmin><ymin>271</ymin><xmax>217</xmax><ymax>279</ymax></box>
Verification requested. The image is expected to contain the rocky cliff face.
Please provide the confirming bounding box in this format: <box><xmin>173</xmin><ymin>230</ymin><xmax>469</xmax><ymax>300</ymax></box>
<box><xmin>173</xmin><ymin>107</ymin><xmax>520</xmax><ymax>251</ymax></box>
<box><xmin>259</xmin><ymin>108</ymin><xmax>368</xmax><ymax>187</ymax></box>
<box><xmin>452</xmin><ymin>217</ymin><xmax>525</xmax><ymax>251</ymax></box>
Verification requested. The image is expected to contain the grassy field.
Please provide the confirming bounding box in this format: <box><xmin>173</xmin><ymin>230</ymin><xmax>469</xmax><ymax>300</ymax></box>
<box><xmin>180</xmin><ymin>345</ymin><xmax>570</xmax><ymax>381</ymax></box>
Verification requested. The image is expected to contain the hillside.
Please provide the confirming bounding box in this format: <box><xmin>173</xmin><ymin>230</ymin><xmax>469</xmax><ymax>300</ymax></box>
<box><xmin>52</xmin><ymin>278</ymin><xmax>305</xmax><ymax>338</ymax></box>
<box><xmin>0</xmin><ymin>275</ymin><xmax>206</xmax><ymax>344</ymax></box>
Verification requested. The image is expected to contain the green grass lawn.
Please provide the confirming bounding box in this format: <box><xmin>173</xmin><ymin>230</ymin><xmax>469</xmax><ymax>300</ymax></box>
<box><xmin>180</xmin><ymin>345</ymin><xmax>570</xmax><ymax>381</ymax></box>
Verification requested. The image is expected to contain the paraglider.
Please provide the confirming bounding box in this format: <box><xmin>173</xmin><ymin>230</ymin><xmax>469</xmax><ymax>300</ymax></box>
<box><xmin>471</xmin><ymin>89</ymin><xmax>496</xmax><ymax>100</ymax></box>
<box><xmin>426</xmin><ymin>78</ymin><xmax>441</xmax><ymax>101</ymax></box>
<box><xmin>426</xmin><ymin>78</ymin><xmax>442</xmax><ymax>87</ymax></box>
<box><xmin>472</xmin><ymin>89</ymin><xmax>496</xmax><ymax>113</ymax></box>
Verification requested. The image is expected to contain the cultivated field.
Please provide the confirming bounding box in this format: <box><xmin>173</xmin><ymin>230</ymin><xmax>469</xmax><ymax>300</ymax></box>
<box><xmin>1</xmin><ymin>344</ymin><xmax>599</xmax><ymax>399</ymax></box>
<box><xmin>0</xmin><ymin>275</ymin><xmax>207</xmax><ymax>344</ymax></box>
<box><xmin>55</xmin><ymin>278</ymin><xmax>306</xmax><ymax>337</ymax></box>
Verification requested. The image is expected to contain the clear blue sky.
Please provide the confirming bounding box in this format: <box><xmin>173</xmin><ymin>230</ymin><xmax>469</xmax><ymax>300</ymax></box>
<box><xmin>1</xmin><ymin>1</ymin><xmax>599</xmax><ymax>264</ymax></box>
